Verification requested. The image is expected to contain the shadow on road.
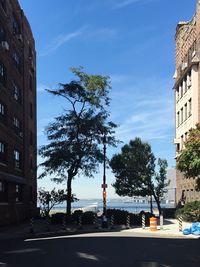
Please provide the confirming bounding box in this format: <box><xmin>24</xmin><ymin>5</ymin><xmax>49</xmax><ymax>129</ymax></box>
<box><xmin>0</xmin><ymin>234</ymin><xmax>199</xmax><ymax>267</ymax></box>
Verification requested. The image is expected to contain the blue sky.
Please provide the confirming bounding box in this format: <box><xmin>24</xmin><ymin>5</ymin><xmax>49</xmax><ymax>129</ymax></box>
<box><xmin>19</xmin><ymin>0</ymin><xmax>197</xmax><ymax>198</ymax></box>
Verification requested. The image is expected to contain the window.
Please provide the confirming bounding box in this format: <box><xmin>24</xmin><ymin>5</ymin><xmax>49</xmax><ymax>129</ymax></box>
<box><xmin>177</xmin><ymin>143</ymin><xmax>180</xmax><ymax>152</ymax></box>
<box><xmin>0</xmin><ymin>0</ymin><xmax>6</xmax><ymax>13</ymax></box>
<box><xmin>185</xmin><ymin>132</ymin><xmax>188</xmax><ymax>141</ymax></box>
<box><xmin>184</xmin><ymin>103</ymin><xmax>187</xmax><ymax>121</ymax></box>
<box><xmin>184</xmin><ymin>77</ymin><xmax>187</xmax><ymax>94</ymax></box>
<box><xmin>0</xmin><ymin>25</ymin><xmax>5</xmax><ymax>41</ymax></box>
<box><xmin>0</xmin><ymin>102</ymin><xmax>5</xmax><ymax>115</ymax></box>
<box><xmin>13</xmin><ymin>84</ymin><xmax>21</xmax><ymax>102</ymax></box>
<box><xmin>176</xmin><ymin>88</ymin><xmax>179</xmax><ymax>102</ymax></box>
<box><xmin>13</xmin><ymin>16</ymin><xmax>21</xmax><ymax>35</ymax></box>
<box><xmin>188</xmin><ymin>98</ymin><xmax>192</xmax><ymax>117</ymax></box>
<box><xmin>13</xmin><ymin>117</ymin><xmax>22</xmax><ymax>137</ymax></box>
<box><xmin>14</xmin><ymin>149</ymin><xmax>21</xmax><ymax>169</ymax></box>
<box><xmin>181</xmin><ymin>108</ymin><xmax>183</xmax><ymax>124</ymax></box>
<box><xmin>177</xmin><ymin>112</ymin><xmax>180</xmax><ymax>127</ymax></box>
<box><xmin>29</xmin><ymin>74</ymin><xmax>33</xmax><ymax>91</ymax></box>
<box><xmin>29</xmin><ymin>102</ymin><xmax>33</xmax><ymax>118</ymax></box>
<box><xmin>29</xmin><ymin>46</ymin><xmax>33</xmax><ymax>59</ymax></box>
<box><xmin>0</xmin><ymin>62</ymin><xmax>6</xmax><ymax>86</ymax></box>
<box><xmin>187</xmin><ymin>70</ymin><xmax>192</xmax><ymax>88</ymax></box>
<box><xmin>181</xmin><ymin>135</ymin><xmax>184</xmax><ymax>150</ymax></box>
<box><xmin>180</xmin><ymin>83</ymin><xmax>183</xmax><ymax>98</ymax></box>
<box><xmin>12</xmin><ymin>52</ymin><xmax>21</xmax><ymax>71</ymax></box>
<box><xmin>30</xmin><ymin>130</ymin><xmax>33</xmax><ymax>145</ymax></box>
<box><xmin>13</xmin><ymin>117</ymin><xmax>20</xmax><ymax>129</ymax></box>
<box><xmin>16</xmin><ymin>184</ymin><xmax>22</xmax><ymax>202</ymax></box>
<box><xmin>0</xmin><ymin>181</ymin><xmax>8</xmax><ymax>203</ymax></box>
<box><xmin>0</xmin><ymin>141</ymin><xmax>6</xmax><ymax>163</ymax></box>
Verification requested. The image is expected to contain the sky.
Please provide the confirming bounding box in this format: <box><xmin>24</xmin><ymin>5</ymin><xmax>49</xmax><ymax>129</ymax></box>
<box><xmin>19</xmin><ymin>0</ymin><xmax>198</xmax><ymax>199</ymax></box>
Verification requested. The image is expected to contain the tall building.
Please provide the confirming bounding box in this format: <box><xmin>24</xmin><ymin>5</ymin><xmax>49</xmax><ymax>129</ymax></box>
<box><xmin>174</xmin><ymin>0</ymin><xmax>200</xmax><ymax>204</ymax></box>
<box><xmin>164</xmin><ymin>167</ymin><xmax>176</xmax><ymax>205</ymax></box>
<box><xmin>0</xmin><ymin>0</ymin><xmax>37</xmax><ymax>225</ymax></box>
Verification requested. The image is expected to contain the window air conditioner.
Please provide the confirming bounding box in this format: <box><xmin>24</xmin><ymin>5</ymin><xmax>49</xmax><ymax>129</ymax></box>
<box><xmin>187</xmin><ymin>80</ymin><xmax>192</xmax><ymax>87</ymax></box>
<box><xmin>1</xmin><ymin>41</ymin><xmax>9</xmax><ymax>50</ymax></box>
<box><xmin>181</xmin><ymin>62</ymin><xmax>188</xmax><ymax>71</ymax></box>
<box><xmin>192</xmin><ymin>50</ymin><xmax>196</xmax><ymax>58</ymax></box>
<box><xmin>17</xmin><ymin>34</ymin><xmax>23</xmax><ymax>42</ymax></box>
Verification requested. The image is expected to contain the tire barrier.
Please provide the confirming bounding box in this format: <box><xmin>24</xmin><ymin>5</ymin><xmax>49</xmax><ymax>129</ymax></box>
<box><xmin>150</xmin><ymin>217</ymin><xmax>157</xmax><ymax>231</ymax></box>
<box><xmin>142</xmin><ymin>214</ymin><xmax>145</xmax><ymax>229</ymax></box>
<box><xmin>110</xmin><ymin>215</ymin><xmax>114</xmax><ymax>229</ymax></box>
<box><xmin>78</xmin><ymin>215</ymin><xmax>83</xmax><ymax>229</ymax></box>
<box><xmin>126</xmin><ymin>215</ymin><xmax>130</xmax><ymax>229</ymax></box>
<box><xmin>93</xmin><ymin>215</ymin><xmax>98</xmax><ymax>229</ymax></box>
<box><xmin>178</xmin><ymin>215</ymin><xmax>183</xmax><ymax>232</ymax></box>
<box><xmin>62</xmin><ymin>215</ymin><xmax>66</xmax><ymax>230</ymax></box>
<box><xmin>160</xmin><ymin>213</ymin><xmax>163</xmax><ymax>230</ymax></box>
<box><xmin>46</xmin><ymin>216</ymin><xmax>50</xmax><ymax>232</ymax></box>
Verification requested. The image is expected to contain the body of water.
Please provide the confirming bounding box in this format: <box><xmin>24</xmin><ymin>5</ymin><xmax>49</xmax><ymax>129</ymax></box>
<box><xmin>52</xmin><ymin>199</ymin><xmax>175</xmax><ymax>214</ymax></box>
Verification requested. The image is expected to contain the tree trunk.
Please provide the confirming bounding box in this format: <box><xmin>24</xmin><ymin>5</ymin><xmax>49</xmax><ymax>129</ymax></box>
<box><xmin>150</xmin><ymin>195</ymin><xmax>153</xmax><ymax>214</ymax></box>
<box><xmin>66</xmin><ymin>176</ymin><xmax>72</xmax><ymax>216</ymax></box>
<box><xmin>153</xmin><ymin>194</ymin><xmax>162</xmax><ymax>216</ymax></box>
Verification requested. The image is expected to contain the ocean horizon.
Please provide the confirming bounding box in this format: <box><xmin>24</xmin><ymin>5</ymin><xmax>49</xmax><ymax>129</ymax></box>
<box><xmin>47</xmin><ymin>198</ymin><xmax>175</xmax><ymax>214</ymax></box>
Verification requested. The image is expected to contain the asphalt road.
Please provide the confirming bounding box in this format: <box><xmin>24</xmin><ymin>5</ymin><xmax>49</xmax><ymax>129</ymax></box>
<box><xmin>0</xmin><ymin>232</ymin><xmax>199</xmax><ymax>267</ymax></box>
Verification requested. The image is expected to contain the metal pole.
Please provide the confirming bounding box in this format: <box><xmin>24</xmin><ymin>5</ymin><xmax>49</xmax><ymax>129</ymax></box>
<box><xmin>103</xmin><ymin>134</ymin><xmax>106</xmax><ymax>215</ymax></box>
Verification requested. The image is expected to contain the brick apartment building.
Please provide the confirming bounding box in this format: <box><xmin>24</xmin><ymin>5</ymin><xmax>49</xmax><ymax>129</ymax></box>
<box><xmin>174</xmin><ymin>0</ymin><xmax>200</xmax><ymax>204</ymax></box>
<box><xmin>0</xmin><ymin>0</ymin><xmax>37</xmax><ymax>225</ymax></box>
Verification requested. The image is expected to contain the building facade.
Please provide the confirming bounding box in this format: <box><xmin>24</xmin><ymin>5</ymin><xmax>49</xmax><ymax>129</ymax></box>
<box><xmin>0</xmin><ymin>0</ymin><xmax>37</xmax><ymax>225</ymax></box>
<box><xmin>174</xmin><ymin>0</ymin><xmax>200</xmax><ymax>204</ymax></box>
<box><xmin>164</xmin><ymin>167</ymin><xmax>176</xmax><ymax>205</ymax></box>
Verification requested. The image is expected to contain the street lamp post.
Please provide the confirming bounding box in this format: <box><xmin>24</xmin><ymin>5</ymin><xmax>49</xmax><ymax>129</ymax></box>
<box><xmin>102</xmin><ymin>134</ymin><xmax>107</xmax><ymax>215</ymax></box>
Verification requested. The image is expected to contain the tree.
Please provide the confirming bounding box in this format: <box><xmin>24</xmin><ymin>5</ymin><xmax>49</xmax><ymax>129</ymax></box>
<box><xmin>110</xmin><ymin>138</ymin><xmax>169</xmax><ymax>215</ymax></box>
<box><xmin>39</xmin><ymin>67</ymin><xmax>117</xmax><ymax>215</ymax></box>
<box><xmin>177</xmin><ymin>123</ymin><xmax>200</xmax><ymax>191</ymax></box>
<box><xmin>38</xmin><ymin>188</ymin><xmax>78</xmax><ymax>217</ymax></box>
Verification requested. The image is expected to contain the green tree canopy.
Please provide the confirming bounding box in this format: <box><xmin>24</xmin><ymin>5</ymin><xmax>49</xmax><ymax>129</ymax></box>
<box><xmin>38</xmin><ymin>188</ymin><xmax>78</xmax><ymax>217</ymax></box>
<box><xmin>110</xmin><ymin>138</ymin><xmax>169</xmax><ymax>215</ymax></box>
<box><xmin>39</xmin><ymin>67</ymin><xmax>117</xmax><ymax>215</ymax></box>
<box><xmin>177</xmin><ymin>123</ymin><xmax>200</xmax><ymax>191</ymax></box>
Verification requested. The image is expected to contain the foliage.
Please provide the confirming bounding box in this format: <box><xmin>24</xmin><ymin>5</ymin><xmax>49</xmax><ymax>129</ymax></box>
<box><xmin>39</xmin><ymin>67</ymin><xmax>117</xmax><ymax>215</ymax></box>
<box><xmin>38</xmin><ymin>188</ymin><xmax>77</xmax><ymax>217</ymax></box>
<box><xmin>110</xmin><ymin>138</ymin><xmax>169</xmax><ymax>215</ymax></box>
<box><xmin>106</xmin><ymin>209</ymin><xmax>154</xmax><ymax>225</ymax></box>
<box><xmin>176</xmin><ymin>201</ymin><xmax>200</xmax><ymax>222</ymax></box>
<box><xmin>162</xmin><ymin>208</ymin><xmax>176</xmax><ymax>219</ymax></box>
<box><xmin>177</xmin><ymin>123</ymin><xmax>200</xmax><ymax>191</ymax></box>
<box><xmin>81</xmin><ymin>211</ymin><xmax>96</xmax><ymax>224</ymax></box>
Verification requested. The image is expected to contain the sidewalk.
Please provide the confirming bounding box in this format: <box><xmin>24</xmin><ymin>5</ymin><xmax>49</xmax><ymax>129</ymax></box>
<box><xmin>0</xmin><ymin>219</ymin><xmax>199</xmax><ymax>241</ymax></box>
<box><xmin>122</xmin><ymin>219</ymin><xmax>200</xmax><ymax>239</ymax></box>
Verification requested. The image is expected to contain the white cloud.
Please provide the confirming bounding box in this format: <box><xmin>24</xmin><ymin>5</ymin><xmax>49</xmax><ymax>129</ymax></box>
<box><xmin>109</xmin><ymin>74</ymin><xmax>174</xmax><ymax>144</ymax></box>
<box><xmin>37</xmin><ymin>84</ymin><xmax>49</xmax><ymax>92</ymax></box>
<box><xmin>39</xmin><ymin>26</ymin><xmax>117</xmax><ymax>57</ymax></box>
<box><xmin>39</xmin><ymin>28</ymin><xmax>85</xmax><ymax>57</ymax></box>
<box><xmin>114</xmin><ymin>0</ymin><xmax>158</xmax><ymax>9</ymax></box>
<box><xmin>115</xmin><ymin>0</ymin><xmax>141</xmax><ymax>8</ymax></box>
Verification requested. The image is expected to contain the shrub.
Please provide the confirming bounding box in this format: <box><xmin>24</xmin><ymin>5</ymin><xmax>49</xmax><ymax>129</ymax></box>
<box><xmin>51</xmin><ymin>212</ymin><xmax>65</xmax><ymax>224</ymax></box>
<box><xmin>107</xmin><ymin>209</ymin><xmax>129</xmax><ymax>224</ymax></box>
<box><xmin>106</xmin><ymin>209</ymin><xmax>154</xmax><ymax>226</ymax></box>
<box><xmin>162</xmin><ymin>208</ymin><xmax>176</xmax><ymax>219</ymax></box>
<box><xmin>82</xmin><ymin>211</ymin><xmax>96</xmax><ymax>225</ymax></box>
<box><xmin>72</xmin><ymin>210</ymin><xmax>83</xmax><ymax>223</ymax></box>
<box><xmin>51</xmin><ymin>213</ymin><xmax>73</xmax><ymax>224</ymax></box>
<box><xmin>176</xmin><ymin>201</ymin><xmax>200</xmax><ymax>222</ymax></box>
